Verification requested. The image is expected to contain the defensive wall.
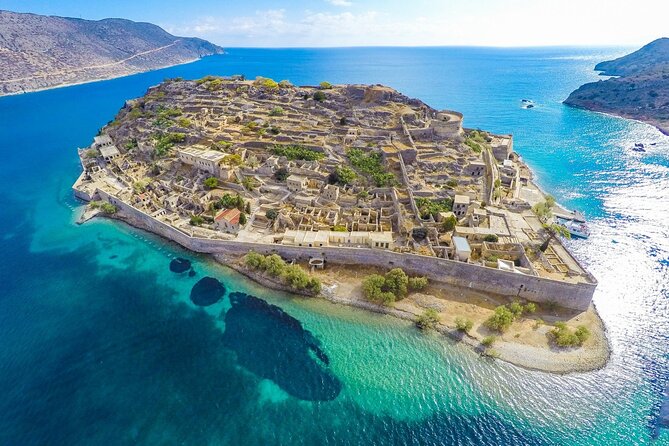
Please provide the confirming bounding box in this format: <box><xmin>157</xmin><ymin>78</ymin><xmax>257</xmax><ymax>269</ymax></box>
<box><xmin>84</xmin><ymin>187</ymin><xmax>597</xmax><ymax>311</ymax></box>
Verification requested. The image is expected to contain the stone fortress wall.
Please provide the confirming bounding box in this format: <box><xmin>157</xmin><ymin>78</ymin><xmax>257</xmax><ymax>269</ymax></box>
<box><xmin>84</xmin><ymin>186</ymin><xmax>597</xmax><ymax>312</ymax></box>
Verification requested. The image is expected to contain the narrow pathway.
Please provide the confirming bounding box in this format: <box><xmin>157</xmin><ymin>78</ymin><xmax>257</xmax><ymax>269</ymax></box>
<box><xmin>0</xmin><ymin>40</ymin><xmax>182</xmax><ymax>83</ymax></box>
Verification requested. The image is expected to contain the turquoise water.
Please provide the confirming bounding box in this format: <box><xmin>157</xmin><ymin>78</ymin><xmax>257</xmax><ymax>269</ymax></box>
<box><xmin>1</xmin><ymin>47</ymin><xmax>668</xmax><ymax>445</ymax></box>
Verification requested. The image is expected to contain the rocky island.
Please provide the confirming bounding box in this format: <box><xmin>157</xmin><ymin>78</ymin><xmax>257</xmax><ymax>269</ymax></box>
<box><xmin>0</xmin><ymin>10</ymin><xmax>223</xmax><ymax>96</ymax></box>
<box><xmin>73</xmin><ymin>76</ymin><xmax>608</xmax><ymax>373</ymax></box>
<box><xmin>565</xmin><ymin>38</ymin><xmax>669</xmax><ymax>134</ymax></box>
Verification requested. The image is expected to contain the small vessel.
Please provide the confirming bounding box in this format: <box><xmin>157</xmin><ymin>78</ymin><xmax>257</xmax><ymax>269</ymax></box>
<box><xmin>556</xmin><ymin>216</ymin><xmax>590</xmax><ymax>239</ymax></box>
<box><xmin>631</xmin><ymin>143</ymin><xmax>646</xmax><ymax>152</ymax></box>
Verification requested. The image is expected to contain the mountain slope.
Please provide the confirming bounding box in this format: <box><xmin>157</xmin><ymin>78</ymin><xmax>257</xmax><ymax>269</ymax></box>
<box><xmin>0</xmin><ymin>10</ymin><xmax>223</xmax><ymax>95</ymax></box>
<box><xmin>594</xmin><ymin>38</ymin><xmax>669</xmax><ymax>76</ymax></box>
<box><xmin>564</xmin><ymin>38</ymin><xmax>669</xmax><ymax>135</ymax></box>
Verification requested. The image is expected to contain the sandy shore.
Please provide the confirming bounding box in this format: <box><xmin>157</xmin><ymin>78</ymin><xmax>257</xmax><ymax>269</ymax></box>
<box><xmin>215</xmin><ymin>254</ymin><xmax>610</xmax><ymax>375</ymax></box>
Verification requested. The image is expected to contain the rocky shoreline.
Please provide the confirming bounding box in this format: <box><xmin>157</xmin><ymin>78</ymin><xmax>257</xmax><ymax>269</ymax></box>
<box><xmin>213</xmin><ymin>252</ymin><xmax>610</xmax><ymax>375</ymax></box>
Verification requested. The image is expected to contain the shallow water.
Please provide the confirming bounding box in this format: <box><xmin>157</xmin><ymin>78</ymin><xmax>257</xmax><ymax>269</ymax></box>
<box><xmin>0</xmin><ymin>47</ymin><xmax>668</xmax><ymax>445</ymax></box>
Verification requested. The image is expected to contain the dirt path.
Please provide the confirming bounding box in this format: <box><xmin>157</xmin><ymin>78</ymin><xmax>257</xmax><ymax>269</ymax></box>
<box><xmin>0</xmin><ymin>40</ymin><xmax>182</xmax><ymax>83</ymax></box>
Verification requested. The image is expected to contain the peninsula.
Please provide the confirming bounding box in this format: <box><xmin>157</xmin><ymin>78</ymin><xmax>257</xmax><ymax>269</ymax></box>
<box><xmin>0</xmin><ymin>10</ymin><xmax>223</xmax><ymax>96</ymax></box>
<box><xmin>73</xmin><ymin>77</ymin><xmax>608</xmax><ymax>373</ymax></box>
<box><xmin>565</xmin><ymin>38</ymin><xmax>669</xmax><ymax>134</ymax></box>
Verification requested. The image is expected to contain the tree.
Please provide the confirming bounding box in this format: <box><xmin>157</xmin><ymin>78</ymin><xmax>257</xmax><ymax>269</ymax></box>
<box><xmin>484</xmin><ymin>305</ymin><xmax>516</xmax><ymax>332</ymax></box>
<box><xmin>416</xmin><ymin>309</ymin><xmax>440</xmax><ymax>330</ymax></box>
<box><xmin>329</xmin><ymin>166</ymin><xmax>356</xmax><ymax>186</ymax></box>
<box><xmin>550</xmin><ymin>322</ymin><xmax>590</xmax><ymax>347</ymax></box>
<box><xmin>266</xmin><ymin>209</ymin><xmax>278</xmax><ymax>220</ymax></box>
<box><xmin>239</xmin><ymin>212</ymin><xmax>247</xmax><ymax>225</ymax></box>
<box><xmin>362</xmin><ymin>274</ymin><xmax>387</xmax><ymax>302</ymax></box>
<box><xmin>245</xmin><ymin>252</ymin><xmax>267</xmax><ymax>269</ymax></box>
<box><xmin>204</xmin><ymin>177</ymin><xmax>218</xmax><ymax>189</ymax></box>
<box><xmin>274</xmin><ymin>167</ymin><xmax>289</xmax><ymax>182</ymax></box>
<box><xmin>384</xmin><ymin>268</ymin><xmax>409</xmax><ymax>299</ymax></box>
<box><xmin>442</xmin><ymin>215</ymin><xmax>457</xmax><ymax>232</ymax></box>
<box><xmin>540</xmin><ymin>223</ymin><xmax>571</xmax><ymax>252</ymax></box>
<box><xmin>412</xmin><ymin>227</ymin><xmax>428</xmax><ymax>241</ymax></box>
<box><xmin>245</xmin><ymin>202</ymin><xmax>251</xmax><ymax>214</ymax></box>
<box><xmin>264</xmin><ymin>254</ymin><xmax>286</xmax><ymax>277</ymax></box>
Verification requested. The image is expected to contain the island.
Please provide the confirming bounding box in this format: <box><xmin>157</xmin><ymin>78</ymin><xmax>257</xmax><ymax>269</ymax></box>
<box><xmin>73</xmin><ymin>76</ymin><xmax>609</xmax><ymax>373</ymax></box>
<box><xmin>0</xmin><ymin>10</ymin><xmax>223</xmax><ymax>96</ymax></box>
<box><xmin>565</xmin><ymin>37</ymin><xmax>669</xmax><ymax>135</ymax></box>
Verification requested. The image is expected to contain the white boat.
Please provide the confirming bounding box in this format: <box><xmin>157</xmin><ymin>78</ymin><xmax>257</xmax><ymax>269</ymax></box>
<box><xmin>557</xmin><ymin>217</ymin><xmax>590</xmax><ymax>239</ymax></box>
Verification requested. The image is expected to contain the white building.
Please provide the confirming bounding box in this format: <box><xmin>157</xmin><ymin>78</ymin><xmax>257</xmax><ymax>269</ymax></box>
<box><xmin>99</xmin><ymin>145</ymin><xmax>120</xmax><ymax>162</ymax></box>
<box><xmin>452</xmin><ymin>236</ymin><xmax>471</xmax><ymax>261</ymax></box>
<box><xmin>282</xmin><ymin>230</ymin><xmax>393</xmax><ymax>249</ymax></box>
<box><xmin>453</xmin><ymin>194</ymin><xmax>471</xmax><ymax>218</ymax></box>
<box><xmin>286</xmin><ymin>175</ymin><xmax>308</xmax><ymax>192</ymax></box>
<box><xmin>178</xmin><ymin>147</ymin><xmax>226</xmax><ymax>176</ymax></box>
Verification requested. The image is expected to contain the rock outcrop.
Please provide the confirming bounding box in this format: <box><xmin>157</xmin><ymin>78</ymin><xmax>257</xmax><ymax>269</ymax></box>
<box><xmin>0</xmin><ymin>10</ymin><xmax>223</xmax><ymax>95</ymax></box>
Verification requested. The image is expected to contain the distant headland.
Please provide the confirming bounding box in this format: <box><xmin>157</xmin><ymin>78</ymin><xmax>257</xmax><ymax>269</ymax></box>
<box><xmin>565</xmin><ymin>38</ymin><xmax>669</xmax><ymax>135</ymax></box>
<box><xmin>0</xmin><ymin>10</ymin><xmax>223</xmax><ymax>96</ymax></box>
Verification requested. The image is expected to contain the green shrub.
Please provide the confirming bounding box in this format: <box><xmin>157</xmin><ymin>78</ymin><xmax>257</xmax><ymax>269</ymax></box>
<box><xmin>189</xmin><ymin>215</ymin><xmax>204</xmax><ymax>226</ymax></box>
<box><xmin>242</xmin><ymin>177</ymin><xmax>257</xmax><ymax>191</ymax></box>
<box><xmin>408</xmin><ymin>276</ymin><xmax>428</xmax><ymax>291</ymax></box>
<box><xmin>525</xmin><ymin>302</ymin><xmax>537</xmax><ymax>314</ymax></box>
<box><xmin>272</xmin><ymin>144</ymin><xmax>325</xmax><ymax>161</ymax></box>
<box><xmin>508</xmin><ymin>301</ymin><xmax>524</xmax><ymax>318</ymax></box>
<box><xmin>177</xmin><ymin>117</ymin><xmax>192</xmax><ymax>128</ymax></box>
<box><xmin>278</xmin><ymin>80</ymin><xmax>292</xmax><ymax>88</ymax></box>
<box><xmin>313</xmin><ymin>91</ymin><xmax>326</xmax><ymax>102</ymax></box>
<box><xmin>415</xmin><ymin>197</ymin><xmax>453</xmax><ymax>220</ymax></box>
<box><xmin>481</xmin><ymin>336</ymin><xmax>496</xmax><ymax>347</ymax></box>
<box><xmin>253</xmin><ymin>76</ymin><xmax>279</xmax><ymax>90</ymax></box>
<box><xmin>100</xmin><ymin>202</ymin><xmax>118</xmax><ymax>214</ymax></box>
<box><xmin>484</xmin><ymin>234</ymin><xmax>499</xmax><ymax>243</ymax></box>
<box><xmin>484</xmin><ymin>305</ymin><xmax>516</xmax><ymax>332</ymax></box>
<box><xmin>266</xmin><ymin>209</ymin><xmax>279</xmax><ymax>220</ymax></box>
<box><xmin>455</xmin><ymin>317</ymin><xmax>473</xmax><ymax>333</ymax></box>
<box><xmin>416</xmin><ymin>309</ymin><xmax>440</xmax><ymax>330</ymax></box>
<box><xmin>319</xmin><ymin>81</ymin><xmax>333</xmax><ymax>89</ymax></box>
<box><xmin>269</xmin><ymin>106</ymin><xmax>285</xmax><ymax>116</ymax></box>
<box><xmin>203</xmin><ymin>177</ymin><xmax>218</xmax><ymax>189</ymax></box>
<box><xmin>550</xmin><ymin>323</ymin><xmax>590</xmax><ymax>347</ymax></box>
<box><xmin>346</xmin><ymin>148</ymin><xmax>396</xmax><ymax>187</ymax></box>
<box><xmin>239</xmin><ymin>212</ymin><xmax>247</xmax><ymax>225</ymax></box>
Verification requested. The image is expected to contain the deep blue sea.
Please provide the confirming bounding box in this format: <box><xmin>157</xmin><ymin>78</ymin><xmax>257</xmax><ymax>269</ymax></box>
<box><xmin>1</xmin><ymin>47</ymin><xmax>668</xmax><ymax>445</ymax></box>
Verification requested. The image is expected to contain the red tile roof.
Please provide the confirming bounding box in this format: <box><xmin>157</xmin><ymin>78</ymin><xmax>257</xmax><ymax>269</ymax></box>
<box><xmin>215</xmin><ymin>208</ymin><xmax>241</xmax><ymax>225</ymax></box>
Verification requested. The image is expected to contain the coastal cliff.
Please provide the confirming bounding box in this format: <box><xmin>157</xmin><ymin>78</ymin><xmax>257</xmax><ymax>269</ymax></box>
<box><xmin>0</xmin><ymin>10</ymin><xmax>223</xmax><ymax>95</ymax></box>
<box><xmin>564</xmin><ymin>38</ymin><xmax>669</xmax><ymax>134</ymax></box>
